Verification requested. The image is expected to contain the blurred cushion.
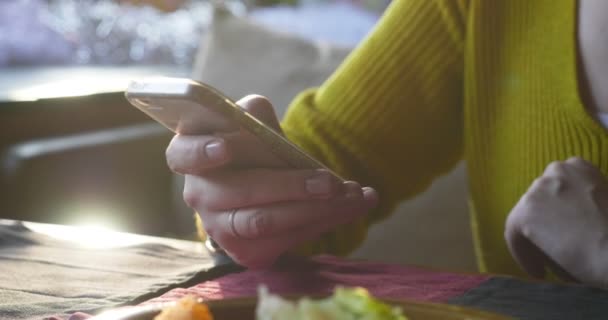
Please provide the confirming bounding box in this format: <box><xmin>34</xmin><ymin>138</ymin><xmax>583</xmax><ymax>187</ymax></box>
<box><xmin>191</xmin><ymin>6</ymin><xmax>352</xmax><ymax>117</ymax></box>
<box><xmin>247</xmin><ymin>2</ymin><xmax>380</xmax><ymax>48</ymax></box>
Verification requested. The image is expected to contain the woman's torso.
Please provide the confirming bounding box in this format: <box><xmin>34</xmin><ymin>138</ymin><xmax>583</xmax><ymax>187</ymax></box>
<box><xmin>465</xmin><ymin>0</ymin><xmax>608</xmax><ymax>276</ymax></box>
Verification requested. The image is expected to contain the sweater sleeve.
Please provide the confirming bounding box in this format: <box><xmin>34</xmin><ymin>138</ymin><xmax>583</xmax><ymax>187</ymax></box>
<box><xmin>282</xmin><ymin>0</ymin><xmax>469</xmax><ymax>255</ymax></box>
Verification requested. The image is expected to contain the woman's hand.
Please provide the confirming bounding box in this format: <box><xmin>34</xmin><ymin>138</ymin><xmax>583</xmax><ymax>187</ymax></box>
<box><xmin>166</xmin><ymin>95</ymin><xmax>379</xmax><ymax>268</ymax></box>
<box><xmin>505</xmin><ymin>157</ymin><xmax>608</xmax><ymax>287</ymax></box>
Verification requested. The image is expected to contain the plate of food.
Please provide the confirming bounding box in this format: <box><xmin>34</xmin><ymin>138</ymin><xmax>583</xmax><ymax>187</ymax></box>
<box><xmin>89</xmin><ymin>287</ymin><xmax>512</xmax><ymax>320</ymax></box>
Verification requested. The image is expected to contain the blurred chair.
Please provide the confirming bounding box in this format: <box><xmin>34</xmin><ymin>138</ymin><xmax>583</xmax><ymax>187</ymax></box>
<box><xmin>0</xmin><ymin>122</ymin><xmax>184</xmax><ymax>236</ymax></box>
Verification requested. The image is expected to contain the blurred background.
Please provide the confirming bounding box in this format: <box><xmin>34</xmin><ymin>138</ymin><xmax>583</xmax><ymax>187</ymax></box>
<box><xmin>0</xmin><ymin>0</ymin><xmax>475</xmax><ymax>272</ymax></box>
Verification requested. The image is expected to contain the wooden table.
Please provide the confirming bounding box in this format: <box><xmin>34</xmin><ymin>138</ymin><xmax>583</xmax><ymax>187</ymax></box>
<box><xmin>3</xmin><ymin>220</ymin><xmax>608</xmax><ymax>320</ymax></box>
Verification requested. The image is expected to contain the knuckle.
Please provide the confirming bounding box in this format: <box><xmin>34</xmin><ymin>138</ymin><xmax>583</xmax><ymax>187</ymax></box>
<box><xmin>523</xmin><ymin>190</ymin><xmax>539</xmax><ymax>204</ymax></box>
<box><xmin>545</xmin><ymin>161</ymin><xmax>567</xmax><ymax>177</ymax></box>
<box><xmin>533</xmin><ymin>176</ymin><xmax>555</xmax><ymax>188</ymax></box>
<box><xmin>534</xmin><ymin>175</ymin><xmax>565</xmax><ymax>194</ymax></box>
<box><xmin>234</xmin><ymin>186</ymin><xmax>256</xmax><ymax>207</ymax></box>
<box><xmin>566</xmin><ymin>156</ymin><xmax>586</xmax><ymax>165</ymax></box>
<box><xmin>244</xmin><ymin>94</ymin><xmax>273</xmax><ymax>112</ymax></box>
<box><xmin>566</xmin><ymin>156</ymin><xmax>601</xmax><ymax>177</ymax></box>
<box><xmin>183</xmin><ymin>177</ymin><xmax>228</xmax><ymax>212</ymax></box>
<box><xmin>279</xmin><ymin>169</ymin><xmax>308</xmax><ymax>197</ymax></box>
<box><xmin>536</xmin><ymin>176</ymin><xmax>553</xmax><ymax>185</ymax></box>
<box><xmin>183</xmin><ymin>185</ymin><xmax>204</xmax><ymax>209</ymax></box>
<box><xmin>246</xmin><ymin>210</ymin><xmax>273</xmax><ymax>238</ymax></box>
<box><xmin>183</xmin><ymin>190</ymin><xmax>199</xmax><ymax>209</ymax></box>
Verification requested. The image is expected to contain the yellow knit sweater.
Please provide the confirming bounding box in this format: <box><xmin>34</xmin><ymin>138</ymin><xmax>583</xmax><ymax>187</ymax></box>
<box><xmin>281</xmin><ymin>0</ymin><xmax>608</xmax><ymax>277</ymax></box>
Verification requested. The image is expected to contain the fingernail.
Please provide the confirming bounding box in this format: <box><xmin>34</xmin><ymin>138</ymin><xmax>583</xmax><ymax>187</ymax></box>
<box><xmin>306</xmin><ymin>171</ymin><xmax>333</xmax><ymax>196</ymax></box>
<box><xmin>204</xmin><ymin>140</ymin><xmax>226</xmax><ymax>161</ymax></box>
<box><xmin>344</xmin><ymin>182</ymin><xmax>363</xmax><ymax>199</ymax></box>
<box><xmin>362</xmin><ymin>187</ymin><xmax>379</xmax><ymax>207</ymax></box>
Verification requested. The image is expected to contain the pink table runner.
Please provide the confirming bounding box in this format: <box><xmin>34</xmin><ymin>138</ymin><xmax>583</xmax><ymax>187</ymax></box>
<box><xmin>61</xmin><ymin>255</ymin><xmax>608</xmax><ymax>320</ymax></box>
<box><xmin>144</xmin><ymin>255</ymin><xmax>489</xmax><ymax>304</ymax></box>
<box><xmin>63</xmin><ymin>255</ymin><xmax>490</xmax><ymax>320</ymax></box>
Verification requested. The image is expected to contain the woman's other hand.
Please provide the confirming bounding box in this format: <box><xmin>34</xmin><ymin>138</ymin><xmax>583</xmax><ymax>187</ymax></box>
<box><xmin>165</xmin><ymin>95</ymin><xmax>379</xmax><ymax>268</ymax></box>
<box><xmin>505</xmin><ymin>157</ymin><xmax>608</xmax><ymax>287</ymax></box>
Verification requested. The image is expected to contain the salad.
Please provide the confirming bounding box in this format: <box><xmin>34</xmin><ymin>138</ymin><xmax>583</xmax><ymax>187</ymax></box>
<box><xmin>256</xmin><ymin>286</ymin><xmax>408</xmax><ymax>320</ymax></box>
<box><xmin>154</xmin><ymin>287</ymin><xmax>408</xmax><ymax>320</ymax></box>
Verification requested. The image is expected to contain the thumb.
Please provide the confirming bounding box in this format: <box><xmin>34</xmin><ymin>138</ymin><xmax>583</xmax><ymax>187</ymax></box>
<box><xmin>236</xmin><ymin>95</ymin><xmax>283</xmax><ymax>133</ymax></box>
<box><xmin>505</xmin><ymin>222</ymin><xmax>547</xmax><ymax>278</ymax></box>
<box><xmin>508</xmin><ymin>227</ymin><xmax>579</xmax><ymax>282</ymax></box>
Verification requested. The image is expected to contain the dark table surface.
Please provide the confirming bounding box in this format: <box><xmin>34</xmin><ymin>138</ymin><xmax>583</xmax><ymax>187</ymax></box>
<box><xmin>4</xmin><ymin>219</ymin><xmax>608</xmax><ymax>320</ymax></box>
<box><xmin>0</xmin><ymin>219</ymin><xmax>236</xmax><ymax>320</ymax></box>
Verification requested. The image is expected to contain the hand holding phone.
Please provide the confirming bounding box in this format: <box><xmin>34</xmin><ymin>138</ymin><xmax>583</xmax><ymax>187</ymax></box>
<box><xmin>125</xmin><ymin>77</ymin><xmax>340</xmax><ymax>177</ymax></box>
<box><xmin>125</xmin><ymin>77</ymin><xmax>378</xmax><ymax>268</ymax></box>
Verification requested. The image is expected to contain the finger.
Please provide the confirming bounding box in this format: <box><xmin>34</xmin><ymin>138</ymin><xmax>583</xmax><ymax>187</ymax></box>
<box><xmin>222</xmin><ymin>220</ymin><xmax>330</xmax><ymax>269</ymax></box>
<box><xmin>543</xmin><ymin>160</ymin><xmax>569</xmax><ymax>178</ymax></box>
<box><xmin>183</xmin><ymin>168</ymin><xmax>343</xmax><ymax>211</ymax></box>
<box><xmin>362</xmin><ymin>186</ymin><xmax>380</xmax><ymax>210</ymax></box>
<box><xmin>236</xmin><ymin>95</ymin><xmax>282</xmax><ymax>133</ymax></box>
<box><xmin>528</xmin><ymin>176</ymin><xmax>563</xmax><ymax>196</ymax></box>
<box><xmin>565</xmin><ymin>156</ymin><xmax>598</xmax><ymax>172</ymax></box>
<box><xmin>223</xmin><ymin>130</ymin><xmax>288</xmax><ymax>168</ymax></box>
<box><xmin>166</xmin><ymin>135</ymin><xmax>230</xmax><ymax>174</ymax></box>
<box><xmin>228</xmin><ymin>181</ymin><xmax>367</xmax><ymax>239</ymax></box>
<box><xmin>207</xmin><ymin>184</ymin><xmax>377</xmax><ymax>268</ymax></box>
<box><xmin>505</xmin><ymin>229</ymin><xmax>547</xmax><ymax>278</ymax></box>
<box><xmin>564</xmin><ymin>157</ymin><xmax>604</xmax><ymax>183</ymax></box>
<box><xmin>230</xmin><ymin>95</ymin><xmax>287</xmax><ymax>167</ymax></box>
<box><xmin>216</xmin><ymin>185</ymin><xmax>373</xmax><ymax>268</ymax></box>
<box><xmin>505</xmin><ymin>213</ymin><xmax>547</xmax><ymax>278</ymax></box>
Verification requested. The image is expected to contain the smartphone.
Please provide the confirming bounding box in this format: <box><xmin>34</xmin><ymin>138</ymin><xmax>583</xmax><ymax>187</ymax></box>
<box><xmin>125</xmin><ymin>77</ymin><xmax>340</xmax><ymax>177</ymax></box>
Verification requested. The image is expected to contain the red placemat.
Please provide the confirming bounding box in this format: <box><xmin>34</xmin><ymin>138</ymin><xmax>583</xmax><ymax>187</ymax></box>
<box><xmin>145</xmin><ymin>255</ymin><xmax>490</xmax><ymax>304</ymax></box>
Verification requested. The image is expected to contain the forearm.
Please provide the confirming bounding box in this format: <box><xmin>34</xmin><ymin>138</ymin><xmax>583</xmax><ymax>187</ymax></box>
<box><xmin>283</xmin><ymin>0</ymin><xmax>469</xmax><ymax>255</ymax></box>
